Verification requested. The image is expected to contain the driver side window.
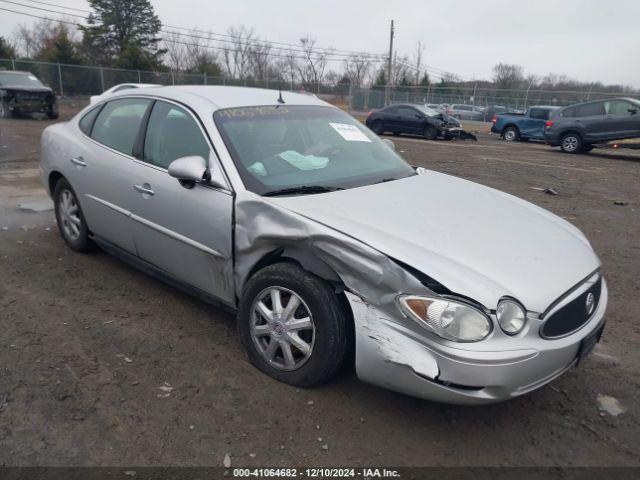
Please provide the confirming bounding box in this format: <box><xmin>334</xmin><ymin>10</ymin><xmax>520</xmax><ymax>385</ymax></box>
<box><xmin>143</xmin><ymin>101</ymin><xmax>211</xmax><ymax>169</ymax></box>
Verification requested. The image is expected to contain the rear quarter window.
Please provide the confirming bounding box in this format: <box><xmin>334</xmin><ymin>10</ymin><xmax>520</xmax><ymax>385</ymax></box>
<box><xmin>575</xmin><ymin>102</ymin><xmax>605</xmax><ymax>117</ymax></box>
<box><xmin>78</xmin><ymin>106</ymin><xmax>102</xmax><ymax>135</ymax></box>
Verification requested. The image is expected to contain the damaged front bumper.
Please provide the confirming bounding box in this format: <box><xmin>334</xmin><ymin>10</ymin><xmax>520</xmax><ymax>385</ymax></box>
<box><xmin>347</xmin><ymin>280</ymin><xmax>607</xmax><ymax>405</ymax></box>
<box><xmin>441</xmin><ymin>126</ymin><xmax>477</xmax><ymax>141</ymax></box>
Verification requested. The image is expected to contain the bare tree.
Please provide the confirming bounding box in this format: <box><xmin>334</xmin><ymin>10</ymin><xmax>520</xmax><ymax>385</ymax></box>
<box><xmin>248</xmin><ymin>41</ymin><xmax>272</xmax><ymax>83</ymax></box>
<box><xmin>343</xmin><ymin>53</ymin><xmax>371</xmax><ymax>88</ymax></box>
<box><xmin>298</xmin><ymin>36</ymin><xmax>332</xmax><ymax>92</ymax></box>
<box><xmin>414</xmin><ymin>40</ymin><xmax>424</xmax><ymax>85</ymax></box>
<box><xmin>492</xmin><ymin>63</ymin><xmax>525</xmax><ymax>89</ymax></box>
<box><xmin>221</xmin><ymin>25</ymin><xmax>254</xmax><ymax>79</ymax></box>
<box><xmin>276</xmin><ymin>49</ymin><xmax>299</xmax><ymax>89</ymax></box>
<box><xmin>163</xmin><ymin>31</ymin><xmax>189</xmax><ymax>72</ymax></box>
<box><xmin>390</xmin><ymin>53</ymin><xmax>411</xmax><ymax>85</ymax></box>
<box><xmin>14</xmin><ymin>19</ymin><xmax>58</xmax><ymax>58</ymax></box>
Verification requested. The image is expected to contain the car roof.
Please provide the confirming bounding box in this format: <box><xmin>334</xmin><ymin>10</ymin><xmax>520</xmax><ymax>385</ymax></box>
<box><xmin>560</xmin><ymin>97</ymin><xmax>639</xmax><ymax>109</ymax></box>
<box><xmin>0</xmin><ymin>70</ymin><xmax>32</xmax><ymax>75</ymax></box>
<box><xmin>116</xmin><ymin>85</ymin><xmax>330</xmax><ymax>110</ymax></box>
<box><xmin>529</xmin><ymin>105</ymin><xmax>559</xmax><ymax>109</ymax></box>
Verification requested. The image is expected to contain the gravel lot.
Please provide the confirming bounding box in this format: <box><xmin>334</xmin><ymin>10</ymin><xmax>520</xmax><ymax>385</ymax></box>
<box><xmin>0</xmin><ymin>105</ymin><xmax>639</xmax><ymax>467</ymax></box>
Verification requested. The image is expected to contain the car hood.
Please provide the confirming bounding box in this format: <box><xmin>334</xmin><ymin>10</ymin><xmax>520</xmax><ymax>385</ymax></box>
<box><xmin>268</xmin><ymin>172</ymin><xmax>600</xmax><ymax>313</ymax></box>
<box><xmin>4</xmin><ymin>86</ymin><xmax>53</xmax><ymax>94</ymax></box>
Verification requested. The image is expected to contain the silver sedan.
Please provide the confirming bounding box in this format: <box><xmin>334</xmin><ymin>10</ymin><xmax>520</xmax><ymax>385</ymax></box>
<box><xmin>40</xmin><ymin>86</ymin><xmax>607</xmax><ymax>404</ymax></box>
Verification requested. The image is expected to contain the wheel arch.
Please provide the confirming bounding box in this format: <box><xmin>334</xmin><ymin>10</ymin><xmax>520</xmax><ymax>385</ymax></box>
<box><xmin>241</xmin><ymin>247</ymin><xmax>355</xmax><ymax>358</ymax></box>
<box><xmin>501</xmin><ymin>124</ymin><xmax>519</xmax><ymax>135</ymax></box>
<box><xmin>48</xmin><ymin>170</ymin><xmax>65</xmax><ymax>195</ymax></box>
<box><xmin>559</xmin><ymin>129</ymin><xmax>583</xmax><ymax>140</ymax></box>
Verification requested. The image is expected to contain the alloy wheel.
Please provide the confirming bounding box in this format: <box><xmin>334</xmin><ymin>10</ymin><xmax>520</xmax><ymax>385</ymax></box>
<box><xmin>250</xmin><ymin>286</ymin><xmax>316</xmax><ymax>371</ymax></box>
<box><xmin>58</xmin><ymin>189</ymin><xmax>82</xmax><ymax>241</ymax></box>
<box><xmin>562</xmin><ymin>136</ymin><xmax>579</xmax><ymax>152</ymax></box>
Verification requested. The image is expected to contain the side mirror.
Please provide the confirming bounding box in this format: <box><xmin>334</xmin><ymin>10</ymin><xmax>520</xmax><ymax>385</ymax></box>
<box><xmin>168</xmin><ymin>156</ymin><xmax>209</xmax><ymax>188</ymax></box>
<box><xmin>382</xmin><ymin>138</ymin><xmax>396</xmax><ymax>150</ymax></box>
<box><xmin>629</xmin><ymin>108</ymin><xmax>638</xmax><ymax>115</ymax></box>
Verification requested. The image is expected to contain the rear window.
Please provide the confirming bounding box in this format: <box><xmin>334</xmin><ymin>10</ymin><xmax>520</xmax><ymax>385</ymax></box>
<box><xmin>529</xmin><ymin>108</ymin><xmax>554</xmax><ymax>120</ymax></box>
<box><xmin>561</xmin><ymin>107</ymin><xmax>576</xmax><ymax>118</ymax></box>
<box><xmin>78</xmin><ymin>105</ymin><xmax>102</xmax><ymax>135</ymax></box>
<box><xmin>91</xmin><ymin>98</ymin><xmax>151</xmax><ymax>155</ymax></box>
<box><xmin>575</xmin><ymin>102</ymin><xmax>605</xmax><ymax>117</ymax></box>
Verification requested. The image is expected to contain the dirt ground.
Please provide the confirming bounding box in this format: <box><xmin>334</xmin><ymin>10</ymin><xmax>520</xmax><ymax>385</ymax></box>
<box><xmin>0</xmin><ymin>104</ymin><xmax>639</xmax><ymax>468</ymax></box>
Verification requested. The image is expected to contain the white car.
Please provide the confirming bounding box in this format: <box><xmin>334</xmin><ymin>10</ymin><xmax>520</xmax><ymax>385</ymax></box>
<box><xmin>89</xmin><ymin>83</ymin><xmax>160</xmax><ymax>104</ymax></box>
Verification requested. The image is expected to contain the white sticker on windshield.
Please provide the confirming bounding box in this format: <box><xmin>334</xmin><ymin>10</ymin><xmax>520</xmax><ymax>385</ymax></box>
<box><xmin>329</xmin><ymin>123</ymin><xmax>371</xmax><ymax>142</ymax></box>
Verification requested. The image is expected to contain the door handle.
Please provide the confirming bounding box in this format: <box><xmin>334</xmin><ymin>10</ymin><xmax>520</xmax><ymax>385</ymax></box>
<box><xmin>69</xmin><ymin>156</ymin><xmax>87</xmax><ymax>167</ymax></box>
<box><xmin>133</xmin><ymin>184</ymin><xmax>155</xmax><ymax>196</ymax></box>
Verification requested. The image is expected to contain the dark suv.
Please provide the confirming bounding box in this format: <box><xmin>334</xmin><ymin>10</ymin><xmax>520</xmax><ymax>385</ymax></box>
<box><xmin>0</xmin><ymin>71</ymin><xmax>58</xmax><ymax>119</ymax></box>
<box><xmin>544</xmin><ymin>97</ymin><xmax>640</xmax><ymax>153</ymax></box>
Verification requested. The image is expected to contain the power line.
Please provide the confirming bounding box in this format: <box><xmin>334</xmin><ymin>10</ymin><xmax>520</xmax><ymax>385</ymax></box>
<box><xmin>4</xmin><ymin>0</ymin><xmax>470</xmax><ymax>80</ymax></box>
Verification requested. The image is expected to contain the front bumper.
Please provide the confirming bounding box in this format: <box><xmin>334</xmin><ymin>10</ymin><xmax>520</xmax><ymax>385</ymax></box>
<box><xmin>347</xmin><ymin>279</ymin><xmax>608</xmax><ymax>405</ymax></box>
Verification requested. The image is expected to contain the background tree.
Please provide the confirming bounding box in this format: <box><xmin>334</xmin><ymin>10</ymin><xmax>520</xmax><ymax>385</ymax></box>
<box><xmin>492</xmin><ymin>63</ymin><xmax>525</xmax><ymax>89</ymax></box>
<box><xmin>298</xmin><ymin>36</ymin><xmax>332</xmax><ymax>92</ymax></box>
<box><xmin>81</xmin><ymin>0</ymin><xmax>165</xmax><ymax>68</ymax></box>
<box><xmin>0</xmin><ymin>36</ymin><xmax>17</xmax><ymax>59</ymax></box>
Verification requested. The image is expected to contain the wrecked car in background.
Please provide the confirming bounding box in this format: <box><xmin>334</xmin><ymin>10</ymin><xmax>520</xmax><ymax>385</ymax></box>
<box><xmin>0</xmin><ymin>70</ymin><xmax>58</xmax><ymax>119</ymax></box>
<box><xmin>39</xmin><ymin>86</ymin><xmax>607</xmax><ymax>404</ymax></box>
<box><xmin>365</xmin><ymin>103</ymin><xmax>477</xmax><ymax>141</ymax></box>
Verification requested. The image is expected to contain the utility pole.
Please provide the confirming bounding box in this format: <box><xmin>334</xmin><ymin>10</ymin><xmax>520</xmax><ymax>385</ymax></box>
<box><xmin>385</xmin><ymin>20</ymin><xmax>394</xmax><ymax>106</ymax></box>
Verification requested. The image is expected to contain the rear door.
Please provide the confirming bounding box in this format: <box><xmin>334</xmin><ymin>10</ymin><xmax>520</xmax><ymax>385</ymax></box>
<box><xmin>74</xmin><ymin>97</ymin><xmax>152</xmax><ymax>253</ymax></box>
<box><xmin>574</xmin><ymin>101</ymin><xmax>607</xmax><ymax>141</ymax></box>
<box><xmin>604</xmin><ymin>99</ymin><xmax>640</xmax><ymax>138</ymax></box>
<box><xmin>127</xmin><ymin>99</ymin><xmax>235</xmax><ymax>304</ymax></box>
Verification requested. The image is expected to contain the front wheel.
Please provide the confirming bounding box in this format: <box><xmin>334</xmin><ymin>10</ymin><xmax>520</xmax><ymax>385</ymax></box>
<box><xmin>0</xmin><ymin>101</ymin><xmax>11</xmax><ymax>119</ymax></box>
<box><xmin>238</xmin><ymin>263</ymin><xmax>349</xmax><ymax>388</ymax></box>
<box><xmin>560</xmin><ymin>133</ymin><xmax>582</xmax><ymax>154</ymax></box>
<box><xmin>46</xmin><ymin>102</ymin><xmax>59</xmax><ymax>119</ymax></box>
<box><xmin>53</xmin><ymin>178</ymin><xmax>92</xmax><ymax>252</ymax></box>
<box><xmin>423</xmin><ymin>125</ymin><xmax>438</xmax><ymax>140</ymax></box>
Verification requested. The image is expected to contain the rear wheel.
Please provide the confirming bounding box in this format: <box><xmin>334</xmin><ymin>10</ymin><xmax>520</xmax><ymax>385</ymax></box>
<box><xmin>53</xmin><ymin>178</ymin><xmax>92</xmax><ymax>252</ymax></box>
<box><xmin>370</xmin><ymin>120</ymin><xmax>384</xmax><ymax>135</ymax></box>
<box><xmin>503</xmin><ymin>126</ymin><xmax>520</xmax><ymax>142</ymax></box>
<box><xmin>423</xmin><ymin>125</ymin><xmax>438</xmax><ymax>140</ymax></box>
<box><xmin>238</xmin><ymin>263</ymin><xmax>349</xmax><ymax>388</ymax></box>
<box><xmin>560</xmin><ymin>133</ymin><xmax>582</xmax><ymax>154</ymax></box>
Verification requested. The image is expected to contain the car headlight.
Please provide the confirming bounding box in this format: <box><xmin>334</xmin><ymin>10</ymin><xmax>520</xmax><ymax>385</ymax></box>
<box><xmin>496</xmin><ymin>299</ymin><xmax>527</xmax><ymax>335</ymax></box>
<box><xmin>398</xmin><ymin>295</ymin><xmax>491</xmax><ymax>342</ymax></box>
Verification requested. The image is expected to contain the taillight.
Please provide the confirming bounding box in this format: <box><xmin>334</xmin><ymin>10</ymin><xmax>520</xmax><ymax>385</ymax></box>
<box><xmin>545</xmin><ymin>120</ymin><xmax>554</xmax><ymax>128</ymax></box>
<box><xmin>491</xmin><ymin>116</ymin><xmax>497</xmax><ymax>124</ymax></box>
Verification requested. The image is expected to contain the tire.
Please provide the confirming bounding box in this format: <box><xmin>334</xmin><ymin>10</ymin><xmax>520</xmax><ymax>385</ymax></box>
<box><xmin>560</xmin><ymin>132</ymin><xmax>582</xmax><ymax>154</ymax></box>
<box><xmin>370</xmin><ymin>120</ymin><xmax>384</xmax><ymax>135</ymax></box>
<box><xmin>238</xmin><ymin>262</ymin><xmax>349</xmax><ymax>388</ymax></box>
<box><xmin>53</xmin><ymin>177</ymin><xmax>92</xmax><ymax>252</ymax></box>
<box><xmin>0</xmin><ymin>101</ymin><xmax>12</xmax><ymax>119</ymax></box>
<box><xmin>423</xmin><ymin>125</ymin><xmax>438</xmax><ymax>140</ymax></box>
<box><xmin>503</xmin><ymin>126</ymin><xmax>520</xmax><ymax>142</ymax></box>
<box><xmin>46</xmin><ymin>102</ymin><xmax>59</xmax><ymax>119</ymax></box>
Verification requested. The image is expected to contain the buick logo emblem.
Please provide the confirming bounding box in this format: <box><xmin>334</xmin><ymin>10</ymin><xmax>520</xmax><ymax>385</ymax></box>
<box><xmin>585</xmin><ymin>293</ymin><xmax>596</xmax><ymax>316</ymax></box>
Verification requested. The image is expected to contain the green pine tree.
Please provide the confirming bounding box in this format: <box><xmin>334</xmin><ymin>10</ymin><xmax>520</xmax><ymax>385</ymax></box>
<box><xmin>81</xmin><ymin>0</ymin><xmax>165</xmax><ymax>69</ymax></box>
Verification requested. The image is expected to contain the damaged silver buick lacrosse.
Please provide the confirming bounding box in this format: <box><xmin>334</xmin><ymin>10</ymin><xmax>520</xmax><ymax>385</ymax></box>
<box><xmin>40</xmin><ymin>86</ymin><xmax>607</xmax><ymax>404</ymax></box>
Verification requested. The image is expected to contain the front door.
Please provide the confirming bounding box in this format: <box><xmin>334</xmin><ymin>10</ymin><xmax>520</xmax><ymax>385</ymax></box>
<box><xmin>128</xmin><ymin>100</ymin><xmax>235</xmax><ymax>305</ymax></box>
<box><xmin>604</xmin><ymin>99</ymin><xmax>640</xmax><ymax>138</ymax></box>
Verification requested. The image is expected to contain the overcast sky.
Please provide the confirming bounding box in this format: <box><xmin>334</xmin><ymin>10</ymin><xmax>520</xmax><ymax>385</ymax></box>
<box><xmin>1</xmin><ymin>0</ymin><xmax>639</xmax><ymax>87</ymax></box>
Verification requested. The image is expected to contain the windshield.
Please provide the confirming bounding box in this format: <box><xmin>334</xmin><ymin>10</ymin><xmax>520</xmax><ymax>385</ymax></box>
<box><xmin>0</xmin><ymin>72</ymin><xmax>45</xmax><ymax>88</ymax></box>
<box><xmin>416</xmin><ymin>105</ymin><xmax>440</xmax><ymax>117</ymax></box>
<box><xmin>214</xmin><ymin>105</ymin><xmax>416</xmax><ymax>195</ymax></box>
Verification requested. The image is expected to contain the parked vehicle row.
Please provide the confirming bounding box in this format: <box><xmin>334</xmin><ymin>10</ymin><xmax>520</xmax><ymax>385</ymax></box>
<box><xmin>491</xmin><ymin>97</ymin><xmax>640</xmax><ymax>153</ymax></box>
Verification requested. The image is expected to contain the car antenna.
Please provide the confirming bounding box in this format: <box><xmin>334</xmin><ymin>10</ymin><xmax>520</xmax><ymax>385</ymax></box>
<box><xmin>277</xmin><ymin>90</ymin><xmax>285</xmax><ymax>105</ymax></box>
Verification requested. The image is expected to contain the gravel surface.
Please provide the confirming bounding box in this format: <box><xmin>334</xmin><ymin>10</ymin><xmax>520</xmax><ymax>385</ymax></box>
<box><xmin>0</xmin><ymin>107</ymin><xmax>639</xmax><ymax>467</ymax></box>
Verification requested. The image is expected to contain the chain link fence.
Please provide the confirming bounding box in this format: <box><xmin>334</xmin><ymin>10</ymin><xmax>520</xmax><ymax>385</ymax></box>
<box><xmin>2</xmin><ymin>58</ymin><xmax>638</xmax><ymax>121</ymax></box>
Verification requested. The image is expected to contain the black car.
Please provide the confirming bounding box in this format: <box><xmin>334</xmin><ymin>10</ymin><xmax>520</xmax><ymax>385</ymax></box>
<box><xmin>544</xmin><ymin>97</ymin><xmax>640</xmax><ymax>153</ymax></box>
<box><xmin>0</xmin><ymin>71</ymin><xmax>58</xmax><ymax>119</ymax></box>
<box><xmin>365</xmin><ymin>103</ymin><xmax>472</xmax><ymax>140</ymax></box>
